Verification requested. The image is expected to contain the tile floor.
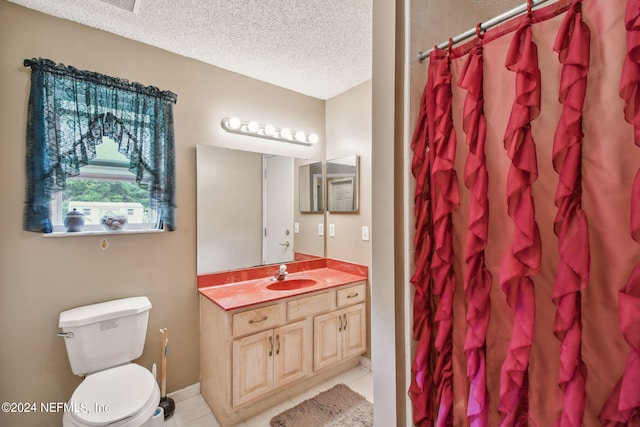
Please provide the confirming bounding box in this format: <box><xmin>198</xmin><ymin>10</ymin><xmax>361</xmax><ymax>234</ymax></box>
<box><xmin>164</xmin><ymin>364</ymin><xmax>373</xmax><ymax>427</ymax></box>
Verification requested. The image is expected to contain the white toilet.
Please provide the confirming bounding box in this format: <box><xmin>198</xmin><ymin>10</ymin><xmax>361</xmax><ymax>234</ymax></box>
<box><xmin>58</xmin><ymin>296</ymin><xmax>163</xmax><ymax>427</ymax></box>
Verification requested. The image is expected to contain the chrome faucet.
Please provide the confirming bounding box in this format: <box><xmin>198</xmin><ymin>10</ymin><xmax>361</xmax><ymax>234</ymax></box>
<box><xmin>273</xmin><ymin>264</ymin><xmax>288</xmax><ymax>281</ymax></box>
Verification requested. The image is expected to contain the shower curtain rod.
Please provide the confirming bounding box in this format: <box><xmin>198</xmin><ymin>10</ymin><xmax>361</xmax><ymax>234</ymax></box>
<box><xmin>418</xmin><ymin>0</ymin><xmax>552</xmax><ymax>61</ymax></box>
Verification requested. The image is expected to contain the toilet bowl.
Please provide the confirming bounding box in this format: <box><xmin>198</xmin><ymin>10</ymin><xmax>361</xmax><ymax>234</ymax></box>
<box><xmin>58</xmin><ymin>297</ymin><xmax>162</xmax><ymax>427</ymax></box>
<box><xmin>62</xmin><ymin>364</ymin><xmax>160</xmax><ymax>427</ymax></box>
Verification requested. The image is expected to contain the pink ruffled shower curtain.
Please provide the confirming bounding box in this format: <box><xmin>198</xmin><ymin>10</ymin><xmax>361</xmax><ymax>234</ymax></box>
<box><xmin>458</xmin><ymin>27</ymin><xmax>492</xmax><ymax>427</ymax></box>
<box><xmin>600</xmin><ymin>0</ymin><xmax>640</xmax><ymax>424</ymax></box>
<box><xmin>410</xmin><ymin>0</ymin><xmax>640</xmax><ymax>425</ymax></box>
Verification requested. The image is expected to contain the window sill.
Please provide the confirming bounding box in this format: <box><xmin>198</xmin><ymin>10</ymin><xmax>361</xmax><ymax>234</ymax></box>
<box><xmin>43</xmin><ymin>228</ymin><xmax>165</xmax><ymax>238</ymax></box>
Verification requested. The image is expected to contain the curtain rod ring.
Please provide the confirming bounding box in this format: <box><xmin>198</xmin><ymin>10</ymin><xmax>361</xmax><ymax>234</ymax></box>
<box><xmin>475</xmin><ymin>23</ymin><xmax>484</xmax><ymax>40</ymax></box>
<box><xmin>447</xmin><ymin>37</ymin><xmax>453</xmax><ymax>55</ymax></box>
<box><xmin>527</xmin><ymin>0</ymin><xmax>533</xmax><ymax>20</ymax></box>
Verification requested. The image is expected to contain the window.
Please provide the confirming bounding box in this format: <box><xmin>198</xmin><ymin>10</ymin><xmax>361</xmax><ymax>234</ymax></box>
<box><xmin>23</xmin><ymin>58</ymin><xmax>177</xmax><ymax>233</ymax></box>
<box><xmin>50</xmin><ymin>138</ymin><xmax>160</xmax><ymax>232</ymax></box>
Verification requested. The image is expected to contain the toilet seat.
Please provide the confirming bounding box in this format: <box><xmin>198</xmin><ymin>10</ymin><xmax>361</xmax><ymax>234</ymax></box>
<box><xmin>64</xmin><ymin>363</ymin><xmax>160</xmax><ymax>427</ymax></box>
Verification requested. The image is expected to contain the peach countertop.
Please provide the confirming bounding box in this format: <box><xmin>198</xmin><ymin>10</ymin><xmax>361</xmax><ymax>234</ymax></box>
<box><xmin>198</xmin><ymin>259</ymin><xmax>368</xmax><ymax>311</ymax></box>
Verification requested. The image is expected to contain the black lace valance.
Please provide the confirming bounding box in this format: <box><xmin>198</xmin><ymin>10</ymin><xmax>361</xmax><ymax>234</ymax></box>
<box><xmin>23</xmin><ymin>57</ymin><xmax>178</xmax><ymax>232</ymax></box>
<box><xmin>23</xmin><ymin>58</ymin><xmax>177</xmax><ymax>103</ymax></box>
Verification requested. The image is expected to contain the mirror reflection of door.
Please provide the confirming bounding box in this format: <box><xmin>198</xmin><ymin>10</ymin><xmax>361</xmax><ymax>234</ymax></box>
<box><xmin>312</xmin><ymin>173</ymin><xmax>323</xmax><ymax>211</ymax></box>
<box><xmin>326</xmin><ymin>155</ymin><xmax>358</xmax><ymax>213</ymax></box>
<box><xmin>264</xmin><ymin>155</ymin><xmax>294</xmax><ymax>265</ymax></box>
<box><xmin>328</xmin><ymin>177</ymin><xmax>355</xmax><ymax>211</ymax></box>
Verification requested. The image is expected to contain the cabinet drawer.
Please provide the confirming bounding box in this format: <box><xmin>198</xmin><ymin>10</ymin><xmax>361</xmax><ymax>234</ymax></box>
<box><xmin>232</xmin><ymin>304</ymin><xmax>282</xmax><ymax>337</ymax></box>
<box><xmin>336</xmin><ymin>283</ymin><xmax>366</xmax><ymax>307</ymax></box>
<box><xmin>287</xmin><ymin>292</ymin><xmax>333</xmax><ymax>321</ymax></box>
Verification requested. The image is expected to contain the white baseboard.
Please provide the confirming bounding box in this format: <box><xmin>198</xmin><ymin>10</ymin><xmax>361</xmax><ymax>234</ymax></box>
<box><xmin>167</xmin><ymin>382</ymin><xmax>200</xmax><ymax>403</ymax></box>
<box><xmin>359</xmin><ymin>356</ymin><xmax>372</xmax><ymax>371</ymax></box>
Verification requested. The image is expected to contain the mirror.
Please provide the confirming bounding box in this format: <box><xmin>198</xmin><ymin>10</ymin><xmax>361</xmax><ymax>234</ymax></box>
<box><xmin>299</xmin><ymin>162</ymin><xmax>324</xmax><ymax>213</ymax></box>
<box><xmin>326</xmin><ymin>155</ymin><xmax>359</xmax><ymax>213</ymax></box>
<box><xmin>196</xmin><ymin>145</ymin><xmax>325</xmax><ymax>275</ymax></box>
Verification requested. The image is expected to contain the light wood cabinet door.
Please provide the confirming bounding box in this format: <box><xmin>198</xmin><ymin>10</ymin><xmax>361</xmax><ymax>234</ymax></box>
<box><xmin>341</xmin><ymin>304</ymin><xmax>366</xmax><ymax>360</ymax></box>
<box><xmin>273</xmin><ymin>321</ymin><xmax>309</xmax><ymax>389</ymax></box>
<box><xmin>313</xmin><ymin>311</ymin><xmax>341</xmax><ymax>371</ymax></box>
<box><xmin>233</xmin><ymin>321</ymin><xmax>309</xmax><ymax>407</ymax></box>
<box><xmin>232</xmin><ymin>330</ymin><xmax>274</xmax><ymax>407</ymax></box>
<box><xmin>313</xmin><ymin>303</ymin><xmax>366</xmax><ymax>372</ymax></box>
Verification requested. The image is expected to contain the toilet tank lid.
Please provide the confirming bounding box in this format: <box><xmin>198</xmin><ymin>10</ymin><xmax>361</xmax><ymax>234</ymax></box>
<box><xmin>59</xmin><ymin>296</ymin><xmax>152</xmax><ymax>328</ymax></box>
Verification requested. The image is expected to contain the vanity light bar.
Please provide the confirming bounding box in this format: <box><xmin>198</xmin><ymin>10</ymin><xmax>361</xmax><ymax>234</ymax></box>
<box><xmin>221</xmin><ymin>117</ymin><xmax>319</xmax><ymax>146</ymax></box>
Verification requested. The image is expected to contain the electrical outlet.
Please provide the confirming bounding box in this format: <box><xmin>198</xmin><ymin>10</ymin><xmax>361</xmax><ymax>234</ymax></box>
<box><xmin>362</xmin><ymin>226</ymin><xmax>369</xmax><ymax>241</ymax></box>
<box><xmin>294</xmin><ymin>222</ymin><xmax>299</xmax><ymax>233</ymax></box>
<box><xmin>318</xmin><ymin>223</ymin><xmax>324</xmax><ymax>236</ymax></box>
<box><xmin>329</xmin><ymin>224</ymin><xmax>335</xmax><ymax>237</ymax></box>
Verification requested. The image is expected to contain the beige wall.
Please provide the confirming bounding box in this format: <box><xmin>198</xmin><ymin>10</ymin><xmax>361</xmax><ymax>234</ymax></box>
<box><xmin>293</xmin><ymin>81</ymin><xmax>374</xmax><ymax>264</ymax></box>
<box><xmin>408</xmin><ymin>0</ymin><xmax>523</xmax><ymax>127</ymax></box>
<box><xmin>0</xmin><ymin>2</ymin><xmax>326</xmax><ymax>426</ymax></box>
<box><xmin>325</xmin><ymin>80</ymin><xmax>372</xmax><ymax>267</ymax></box>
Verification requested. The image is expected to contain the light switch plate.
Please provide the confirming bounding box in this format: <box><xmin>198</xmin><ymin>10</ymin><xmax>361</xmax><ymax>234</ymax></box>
<box><xmin>294</xmin><ymin>222</ymin><xmax>299</xmax><ymax>233</ymax></box>
<box><xmin>362</xmin><ymin>226</ymin><xmax>369</xmax><ymax>241</ymax></box>
<box><xmin>318</xmin><ymin>223</ymin><xmax>324</xmax><ymax>236</ymax></box>
<box><xmin>329</xmin><ymin>224</ymin><xmax>335</xmax><ymax>237</ymax></box>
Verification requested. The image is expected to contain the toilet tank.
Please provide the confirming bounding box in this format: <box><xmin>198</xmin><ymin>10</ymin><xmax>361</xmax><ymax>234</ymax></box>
<box><xmin>59</xmin><ymin>296</ymin><xmax>152</xmax><ymax>376</ymax></box>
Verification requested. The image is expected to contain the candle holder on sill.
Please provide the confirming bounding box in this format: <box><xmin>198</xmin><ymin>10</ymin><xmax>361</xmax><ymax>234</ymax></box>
<box><xmin>64</xmin><ymin>209</ymin><xmax>85</xmax><ymax>232</ymax></box>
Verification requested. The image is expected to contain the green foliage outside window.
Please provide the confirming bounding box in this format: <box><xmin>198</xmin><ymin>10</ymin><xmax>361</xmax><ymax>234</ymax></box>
<box><xmin>62</xmin><ymin>179</ymin><xmax>150</xmax><ymax>214</ymax></box>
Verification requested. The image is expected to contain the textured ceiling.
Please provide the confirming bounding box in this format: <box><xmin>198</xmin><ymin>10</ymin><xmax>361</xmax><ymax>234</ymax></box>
<box><xmin>6</xmin><ymin>0</ymin><xmax>372</xmax><ymax>100</ymax></box>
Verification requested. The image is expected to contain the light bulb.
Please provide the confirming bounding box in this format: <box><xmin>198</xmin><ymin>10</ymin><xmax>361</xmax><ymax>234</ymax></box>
<box><xmin>308</xmin><ymin>133</ymin><xmax>319</xmax><ymax>144</ymax></box>
<box><xmin>228</xmin><ymin>117</ymin><xmax>242</xmax><ymax>130</ymax></box>
<box><xmin>247</xmin><ymin>121</ymin><xmax>259</xmax><ymax>133</ymax></box>
<box><xmin>280</xmin><ymin>127</ymin><xmax>292</xmax><ymax>139</ymax></box>
<box><xmin>294</xmin><ymin>131</ymin><xmax>306</xmax><ymax>142</ymax></box>
<box><xmin>264</xmin><ymin>124</ymin><xmax>275</xmax><ymax>136</ymax></box>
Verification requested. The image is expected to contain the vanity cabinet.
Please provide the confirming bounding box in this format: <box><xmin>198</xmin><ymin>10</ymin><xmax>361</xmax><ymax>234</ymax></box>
<box><xmin>200</xmin><ymin>280</ymin><xmax>367</xmax><ymax>427</ymax></box>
